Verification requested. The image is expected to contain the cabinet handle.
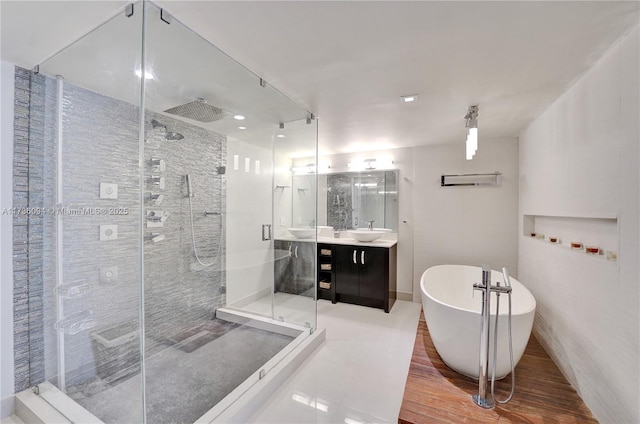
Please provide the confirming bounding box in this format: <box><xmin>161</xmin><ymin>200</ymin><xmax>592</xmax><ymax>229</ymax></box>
<box><xmin>353</xmin><ymin>250</ymin><xmax>357</xmax><ymax>264</ymax></box>
<box><xmin>295</xmin><ymin>246</ymin><xmax>299</xmax><ymax>258</ymax></box>
<box><xmin>361</xmin><ymin>250</ymin><xmax>365</xmax><ymax>265</ymax></box>
<box><xmin>288</xmin><ymin>245</ymin><xmax>293</xmax><ymax>257</ymax></box>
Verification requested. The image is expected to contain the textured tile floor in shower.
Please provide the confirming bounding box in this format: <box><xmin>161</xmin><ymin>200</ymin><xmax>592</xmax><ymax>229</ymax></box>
<box><xmin>67</xmin><ymin>320</ymin><xmax>297</xmax><ymax>424</ymax></box>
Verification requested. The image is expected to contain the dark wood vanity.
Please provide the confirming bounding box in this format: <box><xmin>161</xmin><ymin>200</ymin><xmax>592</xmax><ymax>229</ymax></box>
<box><xmin>317</xmin><ymin>242</ymin><xmax>397</xmax><ymax>313</ymax></box>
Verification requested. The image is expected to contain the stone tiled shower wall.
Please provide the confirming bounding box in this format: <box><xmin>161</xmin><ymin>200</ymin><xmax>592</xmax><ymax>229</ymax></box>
<box><xmin>12</xmin><ymin>67</ymin><xmax>53</xmax><ymax>391</ymax></box>
<box><xmin>14</xmin><ymin>67</ymin><xmax>227</xmax><ymax>389</ymax></box>
<box><xmin>326</xmin><ymin>174</ymin><xmax>353</xmax><ymax>230</ymax></box>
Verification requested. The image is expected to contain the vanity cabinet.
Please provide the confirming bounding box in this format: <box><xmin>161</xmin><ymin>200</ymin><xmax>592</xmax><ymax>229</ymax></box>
<box><xmin>332</xmin><ymin>244</ymin><xmax>397</xmax><ymax>313</ymax></box>
<box><xmin>274</xmin><ymin>240</ymin><xmax>315</xmax><ymax>297</ymax></box>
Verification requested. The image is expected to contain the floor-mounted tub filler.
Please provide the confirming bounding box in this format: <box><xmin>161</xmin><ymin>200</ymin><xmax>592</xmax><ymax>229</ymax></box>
<box><xmin>420</xmin><ymin>264</ymin><xmax>536</xmax><ymax>408</ymax></box>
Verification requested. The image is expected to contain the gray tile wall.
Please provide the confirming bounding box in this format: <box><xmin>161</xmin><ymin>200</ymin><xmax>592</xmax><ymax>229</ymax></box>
<box><xmin>12</xmin><ymin>67</ymin><xmax>56</xmax><ymax>392</ymax></box>
<box><xmin>14</xmin><ymin>67</ymin><xmax>228</xmax><ymax>390</ymax></box>
<box><xmin>326</xmin><ymin>173</ymin><xmax>353</xmax><ymax>230</ymax></box>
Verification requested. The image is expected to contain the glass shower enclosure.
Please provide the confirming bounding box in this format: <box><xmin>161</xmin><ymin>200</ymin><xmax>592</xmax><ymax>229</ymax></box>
<box><xmin>21</xmin><ymin>2</ymin><xmax>317</xmax><ymax>422</ymax></box>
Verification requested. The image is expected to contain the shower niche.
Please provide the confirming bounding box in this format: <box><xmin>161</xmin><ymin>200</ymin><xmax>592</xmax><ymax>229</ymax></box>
<box><xmin>523</xmin><ymin>213</ymin><xmax>619</xmax><ymax>264</ymax></box>
<box><xmin>17</xmin><ymin>2</ymin><xmax>320</xmax><ymax>423</ymax></box>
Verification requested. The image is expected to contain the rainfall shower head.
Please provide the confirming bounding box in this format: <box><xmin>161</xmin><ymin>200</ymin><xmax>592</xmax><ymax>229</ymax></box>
<box><xmin>164</xmin><ymin>98</ymin><xmax>229</xmax><ymax>123</ymax></box>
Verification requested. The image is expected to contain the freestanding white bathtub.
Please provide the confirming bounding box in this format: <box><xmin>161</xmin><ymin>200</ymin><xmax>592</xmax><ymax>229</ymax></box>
<box><xmin>420</xmin><ymin>264</ymin><xmax>536</xmax><ymax>380</ymax></box>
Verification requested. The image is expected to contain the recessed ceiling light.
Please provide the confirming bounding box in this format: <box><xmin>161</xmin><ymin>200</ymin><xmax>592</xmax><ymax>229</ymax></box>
<box><xmin>276</xmin><ymin>134</ymin><xmax>286</xmax><ymax>138</ymax></box>
<box><xmin>401</xmin><ymin>94</ymin><xmax>418</xmax><ymax>103</ymax></box>
<box><xmin>135</xmin><ymin>69</ymin><xmax>154</xmax><ymax>80</ymax></box>
<box><xmin>233</xmin><ymin>115</ymin><xmax>245</xmax><ymax>120</ymax></box>
<box><xmin>238</xmin><ymin>126</ymin><xmax>247</xmax><ymax>130</ymax></box>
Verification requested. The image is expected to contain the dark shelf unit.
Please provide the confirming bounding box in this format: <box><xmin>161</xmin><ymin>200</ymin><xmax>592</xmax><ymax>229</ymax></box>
<box><xmin>317</xmin><ymin>243</ymin><xmax>336</xmax><ymax>303</ymax></box>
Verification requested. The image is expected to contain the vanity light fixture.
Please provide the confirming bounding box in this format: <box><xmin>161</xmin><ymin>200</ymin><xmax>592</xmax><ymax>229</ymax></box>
<box><xmin>348</xmin><ymin>157</ymin><xmax>394</xmax><ymax>171</ymax></box>
<box><xmin>238</xmin><ymin>126</ymin><xmax>247</xmax><ymax>130</ymax></box>
<box><xmin>233</xmin><ymin>114</ymin><xmax>245</xmax><ymax>120</ymax></box>
<box><xmin>276</xmin><ymin>134</ymin><xmax>286</xmax><ymax>138</ymax></box>
<box><xmin>401</xmin><ymin>94</ymin><xmax>418</xmax><ymax>103</ymax></box>
<box><xmin>291</xmin><ymin>163</ymin><xmax>317</xmax><ymax>175</ymax></box>
<box><xmin>464</xmin><ymin>105</ymin><xmax>479</xmax><ymax>160</ymax></box>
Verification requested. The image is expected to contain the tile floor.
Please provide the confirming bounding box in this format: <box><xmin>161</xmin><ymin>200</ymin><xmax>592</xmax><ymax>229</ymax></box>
<box><xmin>247</xmin><ymin>299</ymin><xmax>422</xmax><ymax>423</ymax></box>
<box><xmin>1</xmin><ymin>298</ymin><xmax>421</xmax><ymax>424</ymax></box>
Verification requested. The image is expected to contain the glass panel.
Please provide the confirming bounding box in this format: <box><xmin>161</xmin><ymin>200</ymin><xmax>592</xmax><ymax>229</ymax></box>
<box><xmin>276</xmin><ymin>118</ymin><xmax>318</xmax><ymax>328</ymax></box>
<box><xmin>325</xmin><ymin>170</ymin><xmax>398</xmax><ymax>231</ymax></box>
<box><xmin>35</xmin><ymin>3</ymin><xmax>144</xmax><ymax>423</ymax></box>
<box><xmin>142</xmin><ymin>3</ymin><xmax>316</xmax><ymax>422</ymax></box>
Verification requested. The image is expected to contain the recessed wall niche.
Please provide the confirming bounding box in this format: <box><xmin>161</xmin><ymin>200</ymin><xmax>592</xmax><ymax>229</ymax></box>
<box><xmin>523</xmin><ymin>213</ymin><xmax>619</xmax><ymax>263</ymax></box>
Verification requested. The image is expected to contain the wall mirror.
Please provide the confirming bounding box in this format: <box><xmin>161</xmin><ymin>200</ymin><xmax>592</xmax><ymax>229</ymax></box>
<box><xmin>311</xmin><ymin>170</ymin><xmax>398</xmax><ymax>231</ymax></box>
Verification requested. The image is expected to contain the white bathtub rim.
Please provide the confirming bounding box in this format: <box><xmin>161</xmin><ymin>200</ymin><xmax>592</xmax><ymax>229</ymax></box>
<box><xmin>421</xmin><ymin>264</ymin><xmax>537</xmax><ymax>316</ymax></box>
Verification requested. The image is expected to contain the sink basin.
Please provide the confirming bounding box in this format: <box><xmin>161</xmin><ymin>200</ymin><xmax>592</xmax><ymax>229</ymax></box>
<box><xmin>287</xmin><ymin>228</ymin><xmax>316</xmax><ymax>239</ymax></box>
<box><xmin>348</xmin><ymin>230</ymin><xmax>386</xmax><ymax>242</ymax></box>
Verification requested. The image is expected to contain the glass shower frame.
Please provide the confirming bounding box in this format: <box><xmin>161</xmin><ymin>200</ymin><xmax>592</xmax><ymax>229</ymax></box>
<box><xmin>25</xmin><ymin>1</ymin><xmax>318</xmax><ymax>422</ymax></box>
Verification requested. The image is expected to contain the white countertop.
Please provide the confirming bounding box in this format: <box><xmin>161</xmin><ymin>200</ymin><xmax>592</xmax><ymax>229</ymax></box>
<box><xmin>275</xmin><ymin>234</ymin><xmax>397</xmax><ymax>248</ymax></box>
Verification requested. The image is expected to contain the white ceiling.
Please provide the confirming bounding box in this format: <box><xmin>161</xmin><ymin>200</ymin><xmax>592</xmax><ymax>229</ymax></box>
<box><xmin>2</xmin><ymin>1</ymin><xmax>639</xmax><ymax>155</ymax></box>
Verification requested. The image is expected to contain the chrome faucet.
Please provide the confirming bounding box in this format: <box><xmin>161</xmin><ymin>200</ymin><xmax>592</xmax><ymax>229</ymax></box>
<box><xmin>472</xmin><ymin>265</ymin><xmax>512</xmax><ymax>409</ymax></box>
<box><xmin>366</xmin><ymin>220</ymin><xmax>375</xmax><ymax>230</ymax></box>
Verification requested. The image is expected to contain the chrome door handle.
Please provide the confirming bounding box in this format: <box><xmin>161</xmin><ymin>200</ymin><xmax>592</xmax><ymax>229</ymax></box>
<box><xmin>262</xmin><ymin>224</ymin><xmax>272</xmax><ymax>241</ymax></box>
<box><xmin>288</xmin><ymin>245</ymin><xmax>293</xmax><ymax>257</ymax></box>
<box><xmin>361</xmin><ymin>251</ymin><xmax>365</xmax><ymax>265</ymax></box>
<box><xmin>353</xmin><ymin>250</ymin><xmax>357</xmax><ymax>264</ymax></box>
<box><xmin>295</xmin><ymin>246</ymin><xmax>299</xmax><ymax>258</ymax></box>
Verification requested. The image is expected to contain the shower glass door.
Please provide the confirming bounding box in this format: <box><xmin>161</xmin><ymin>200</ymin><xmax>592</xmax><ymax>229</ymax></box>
<box><xmin>142</xmin><ymin>3</ymin><xmax>316</xmax><ymax>421</ymax></box>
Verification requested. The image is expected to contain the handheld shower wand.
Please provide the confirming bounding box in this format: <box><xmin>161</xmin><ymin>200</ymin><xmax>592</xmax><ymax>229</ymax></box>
<box><xmin>185</xmin><ymin>173</ymin><xmax>216</xmax><ymax>267</ymax></box>
<box><xmin>185</xmin><ymin>174</ymin><xmax>194</xmax><ymax>197</ymax></box>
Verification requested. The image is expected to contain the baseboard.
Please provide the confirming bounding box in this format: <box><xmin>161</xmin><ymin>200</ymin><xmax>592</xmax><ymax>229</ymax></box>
<box><xmin>396</xmin><ymin>291</ymin><xmax>413</xmax><ymax>302</ymax></box>
<box><xmin>1</xmin><ymin>395</ymin><xmax>14</xmax><ymax>419</ymax></box>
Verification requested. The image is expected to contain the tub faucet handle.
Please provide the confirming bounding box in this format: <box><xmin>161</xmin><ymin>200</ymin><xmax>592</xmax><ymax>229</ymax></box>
<box><xmin>502</xmin><ymin>267</ymin><xmax>511</xmax><ymax>287</ymax></box>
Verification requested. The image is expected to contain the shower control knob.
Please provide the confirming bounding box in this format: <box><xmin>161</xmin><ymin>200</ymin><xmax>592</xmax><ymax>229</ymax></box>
<box><xmin>151</xmin><ymin>158</ymin><xmax>166</xmax><ymax>171</ymax></box>
<box><xmin>147</xmin><ymin>211</ymin><xmax>169</xmax><ymax>222</ymax></box>
<box><xmin>149</xmin><ymin>193</ymin><xmax>164</xmax><ymax>205</ymax></box>
<box><xmin>150</xmin><ymin>176</ymin><xmax>166</xmax><ymax>189</ymax></box>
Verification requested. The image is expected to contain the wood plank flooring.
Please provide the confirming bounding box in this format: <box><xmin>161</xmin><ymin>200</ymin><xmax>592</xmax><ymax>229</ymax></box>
<box><xmin>399</xmin><ymin>313</ymin><xmax>597</xmax><ymax>423</ymax></box>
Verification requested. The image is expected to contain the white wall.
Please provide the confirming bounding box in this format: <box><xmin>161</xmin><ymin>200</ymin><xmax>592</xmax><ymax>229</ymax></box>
<box><xmin>412</xmin><ymin>138</ymin><xmax>519</xmax><ymax>301</ymax></box>
<box><xmin>321</xmin><ymin>148</ymin><xmax>414</xmax><ymax>300</ymax></box>
<box><xmin>518</xmin><ymin>26</ymin><xmax>639</xmax><ymax>423</ymax></box>
<box><xmin>1</xmin><ymin>61</ymin><xmax>15</xmax><ymax>418</ymax></box>
<box><xmin>273</xmin><ymin>152</ymin><xmax>293</xmax><ymax>237</ymax></box>
<box><xmin>226</xmin><ymin>141</ymin><xmax>275</xmax><ymax>307</ymax></box>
